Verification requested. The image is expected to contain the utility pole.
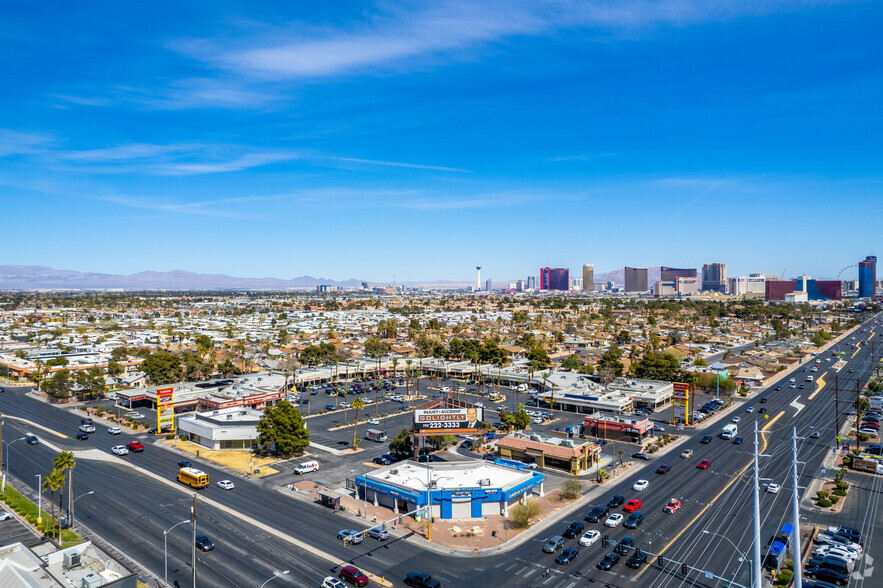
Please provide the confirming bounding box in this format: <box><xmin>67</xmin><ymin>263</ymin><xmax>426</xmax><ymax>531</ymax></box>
<box><xmin>191</xmin><ymin>494</ymin><xmax>197</xmax><ymax>588</ymax></box>
<box><xmin>834</xmin><ymin>374</ymin><xmax>840</xmax><ymax>450</ymax></box>
<box><xmin>0</xmin><ymin>410</ymin><xmax>4</xmax><ymax>474</ymax></box>
<box><xmin>791</xmin><ymin>427</ymin><xmax>803</xmax><ymax>588</ymax></box>
<box><xmin>752</xmin><ymin>421</ymin><xmax>762</xmax><ymax>588</ymax></box>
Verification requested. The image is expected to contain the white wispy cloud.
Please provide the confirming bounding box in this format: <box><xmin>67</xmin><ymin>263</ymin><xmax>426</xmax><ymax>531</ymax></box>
<box><xmin>323</xmin><ymin>156</ymin><xmax>470</xmax><ymax>173</ymax></box>
<box><xmin>548</xmin><ymin>152</ymin><xmax>616</xmax><ymax>162</ymax></box>
<box><xmin>0</xmin><ymin>129</ymin><xmax>55</xmax><ymax>157</ymax></box>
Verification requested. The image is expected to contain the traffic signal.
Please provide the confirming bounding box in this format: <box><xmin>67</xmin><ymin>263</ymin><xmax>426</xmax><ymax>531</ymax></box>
<box><xmin>602</xmin><ymin>535</ymin><xmax>609</xmax><ymax>547</ymax></box>
<box><xmin>682</xmin><ymin>563</ymin><xmax>687</xmax><ymax>574</ymax></box>
<box><xmin>398</xmin><ymin>515</ymin><xmax>403</xmax><ymax>524</ymax></box>
<box><xmin>658</xmin><ymin>556</ymin><xmax>664</xmax><ymax>566</ymax></box>
<box><xmin>382</xmin><ymin>523</ymin><xmax>387</xmax><ymax>531</ymax></box>
<box><xmin>344</xmin><ymin>537</ymin><xmax>350</xmax><ymax>547</ymax></box>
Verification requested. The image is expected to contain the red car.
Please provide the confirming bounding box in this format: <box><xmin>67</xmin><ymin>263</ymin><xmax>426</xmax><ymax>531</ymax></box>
<box><xmin>339</xmin><ymin>565</ymin><xmax>370</xmax><ymax>587</ymax></box>
<box><xmin>663</xmin><ymin>498</ymin><xmax>681</xmax><ymax>513</ymax></box>
<box><xmin>623</xmin><ymin>499</ymin><xmax>642</xmax><ymax>513</ymax></box>
<box><xmin>698</xmin><ymin>459</ymin><xmax>711</xmax><ymax>470</ymax></box>
<box><xmin>126</xmin><ymin>441</ymin><xmax>144</xmax><ymax>452</ymax></box>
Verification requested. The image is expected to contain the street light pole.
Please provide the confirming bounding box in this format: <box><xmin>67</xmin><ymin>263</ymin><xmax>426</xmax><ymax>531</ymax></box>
<box><xmin>71</xmin><ymin>490</ymin><xmax>94</xmax><ymax>531</ymax></box>
<box><xmin>35</xmin><ymin>474</ymin><xmax>42</xmax><ymax>526</ymax></box>
<box><xmin>163</xmin><ymin>519</ymin><xmax>191</xmax><ymax>585</ymax></box>
<box><xmin>702</xmin><ymin>529</ymin><xmax>753</xmax><ymax>587</ymax></box>
<box><xmin>259</xmin><ymin>570</ymin><xmax>290</xmax><ymax>588</ymax></box>
<box><xmin>5</xmin><ymin>437</ymin><xmax>27</xmax><ymax>476</ymax></box>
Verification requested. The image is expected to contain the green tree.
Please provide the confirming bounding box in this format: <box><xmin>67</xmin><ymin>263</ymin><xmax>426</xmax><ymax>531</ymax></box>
<box><xmin>510</xmin><ymin>498</ymin><xmax>540</xmax><ymax>528</ymax></box>
<box><xmin>195</xmin><ymin>334</ymin><xmax>214</xmax><ymax>357</ymax></box>
<box><xmin>106</xmin><ymin>359</ymin><xmax>124</xmax><ymax>376</ymax></box>
<box><xmin>141</xmin><ymin>350</ymin><xmax>182</xmax><ymax>385</ymax></box>
<box><xmin>54</xmin><ymin>451</ymin><xmax>75</xmax><ymax>537</ymax></box>
<box><xmin>351</xmin><ymin>397</ymin><xmax>365</xmax><ymax>448</ymax></box>
<box><xmin>868</xmin><ymin>380</ymin><xmax>883</xmax><ymax>394</ymax></box>
<box><xmin>560</xmin><ymin>354</ymin><xmax>581</xmax><ymax>370</ymax></box>
<box><xmin>389</xmin><ymin>429</ymin><xmax>414</xmax><ymax>459</ymax></box>
<box><xmin>217</xmin><ymin>358</ymin><xmax>241</xmax><ymax>377</ymax></box>
<box><xmin>577</xmin><ymin>364</ymin><xmax>595</xmax><ymax>375</ymax></box>
<box><xmin>527</xmin><ymin>346</ymin><xmax>551</xmax><ymax>370</ymax></box>
<box><xmin>74</xmin><ymin>367</ymin><xmax>105</xmax><ymax>399</ymax></box>
<box><xmin>502</xmin><ymin>405</ymin><xmax>531</xmax><ymax>431</ymax></box>
<box><xmin>631</xmin><ymin>352</ymin><xmax>684</xmax><ymax>382</ymax></box>
<box><xmin>693</xmin><ymin>357</ymin><xmax>708</xmax><ymax>367</ymax></box>
<box><xmin>598</xmin><ymin>344</ymin><xmax>624</xmax><ymax>377</ymax></box>
<box><xmin>256</xmin><ymin>400</ymin><xmax>310</xmax><ymax>457</ymax></box>
<box><xmin>44</xmin><ymin>370</ymin><xmax>74</xmax><ymax>400</ymax></box>
<box><xmin>43</xmin><ymin>469</ymin><xmax>65</xmax><ymax>540</ymax></box>
<box><xmin>560</xmin><ymin>479</ymin><xmax>582</xmax><ymax>500</ymax></box>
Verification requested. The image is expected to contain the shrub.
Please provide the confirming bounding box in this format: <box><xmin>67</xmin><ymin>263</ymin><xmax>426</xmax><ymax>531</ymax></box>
<box><xmin>560</xmin><ymin>480</ymin><xmax>582</xmax><ymax>500</ymax></box>
<box><xmin>817</xmin><ymin>498</ymin><xmax>832</xmax><ymax>507</ymax></box>
<box><xmin>510</xmin><ymin>499</ymin><xmax>540</xmax><ymax>528</ymax></box>
<box><xmin>832</xmin><ymin>489</ymin><xmax>847</xmax><ymax>497</ymax></box>
<box><xmin>829</xmin><ymin>495</ymin><xmax>840</xmax><ymax>503</ymax></box>
<box><xmin>777</xmin><ymin>569</ymin><xmax>793</xmax><ymax>586</ymax></box>
<box><xmin>816</xmin><ymin>490</ymin><xmax>829</xmax><ymax>499</ymax></box>
<box><xmin>841</xmin><ymin>456</ymin><xmax>852</xmax><ymax>466</ymax></box>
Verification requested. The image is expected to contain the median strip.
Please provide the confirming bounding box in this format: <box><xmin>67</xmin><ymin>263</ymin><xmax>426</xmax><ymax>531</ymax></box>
<box><xmin>809</xmin><ymin>374</ymin><xmax>826</xmax><ymax>401</ymax></box>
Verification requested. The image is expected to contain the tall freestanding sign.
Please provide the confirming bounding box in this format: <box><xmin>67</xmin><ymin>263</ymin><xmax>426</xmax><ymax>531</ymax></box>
<box><xmin>672</xmin><ymin>382</ymin><xmax>690</xmax><ymax>426</ymax></box>
<box><xmin>156</xmin><ymin>387</ymin><xmax>175</xmax><ymax>434</ymax></box>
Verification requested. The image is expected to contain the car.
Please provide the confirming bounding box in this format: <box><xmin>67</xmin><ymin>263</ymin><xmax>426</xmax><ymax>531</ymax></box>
<box><xmin>127</xmin><ymin>412</ymin><xmax>145</xmax><ymax>420</ymax></box>
<box><xmin>337</xmin><ymin>529</ymin><xmax>364</xmax><ymax>544</ymax></box>
<box><xmin>543</xmin><ymin>536</ymin><xmax>565</xmax><ymax>553</ymax></box>
<box><xmin>556</xmin><ymin>547</ymin><xmax>579</xmax><ymax>565</ymax></box>
<box><xmin>814</xmin><ymin>545</ymin><xmax>859</xmax><ymax>562</ymax></box>
<box><xmin>632</xmin><ymin>479</ymin><xmax>649</xmax><ymax>491</ymax></box>
<box><xmin>653</xmin><ymin>424</ymin><xmax>665</xmax><ymax>432</ymax></box>
<box><xmin>111</xmin><ymin>445</ymin><xmax>129</xmax><ymax>455</ymax></box>
<box><xmin>403</xmin><ymin>572</ymin><xmax>441</xmax><ymax>588</ymax></box>
<box><xmin>0</xmin><ymin>512</ymin><xmax>13</xmax><ymax>521</ymax></box>
<box><xmin>746</xmin><ymin>406</ymin><xmax>755</xmax><ymax>413</ymax></box>
<box><xmin>624</xmin><ymin>512</ymin><xmax>644</xmax><ymax>529</ymax></box>
<box><xmin>789</xmin><ymin>383</ymin><xmax>797</xmax><ymax>389</ymax></box>
<box><xmin>367</xmin><ymin>419</ymin><xmax>380</xmax><ymax>426</ymax></box>
<box><xmin>657</xmin><ymin>464</ymin><xmax>671</xmax><ymax>474</ymax></box>
<box><xmin>107</xmin><ymin>427</ymin><xmax>121</xmax><ymax>435</ymax></box>
<box><xmin>811</xmin><ymin>431</ymin><xmax>821</xmax><ymax>439</ymax></box>
<box><xmin>767</xmin><ymin>483</ymin><xmax>781</xmax><ymax>494</ymax></box>
<box><xmin>859</xmin><ymin>428</ymin><xmax>879</xmax><ymax>436</ymax></box>
<box><xmin>126</xmin><ymin>441</ymin><xmax>144</xmax><ymax>452</ymax></box>
<box><xmin>417</xmin><ymin>454</ymin><xmax>434</xmax><ymax>462</ymax></box>
<box><xmin>585</xmin><ymin>506</ymin><xmax>609</xmax><ymax>522</ymax></box>
<box><xmin>607</xmin><ymin>495</ymin><xmax>625</xmax><ymax>508</ymax></box>
<box><xmin>775</xmin><ymin>385</ymin><xmax>782</xmax><ymax>391</ymax></box>
<box><xmin>663</xmin><ymin>498</ymin><xmax>681</xmax><ymax>513</ymax></box>
<box><xmin>623</xmin><ymin>499</ymin><xmax>642</xmax><ymax>513</ymax></box>
<box><xmin>78</xmin><ymin>424</ymin><xmax>96</xmax><ymax>433</ymax></box>
<box><xmin>597</xmin><ymin>552</ymin><xmax>621</xmax><ymax>570</ymax></box>
<box><xmin>615</xmin><ymin>536</ymin><xmax>635</xmax><ymax>555</ymax></box>
<box><xmin>732</xmin><ymin>416</ymin><xmax>741</xmax><ymax>423</ymax></box>
<box><xmin>604</xmin><ymin>514</ymin><xmax>623</xmax><ymax>527</ymax></box>
<box><xmin>804</xmin><ymin>567</ymin><xmax>849</xmax><ymax>586</ymax></box>
<box><xmin>631</xmin><ymin>452</ymin><xmax>650</xmax><ymax>461</ymax></box>
<box><xmin>760</xmin><ymin>397</ymin><xmax>768</xmax><ymax>403</ymax></box>
<box><xmin>339</xmin><ymin>565</ymin><xmax>369</xmax><ymax>587</ymax></box>
<box><xmin>732</xmin><ymin>436</ymin><xmax>744</xmax><ymax>444</ymax></box>
<box><xmin>178</xmin><ymin>460</ymin><xmax>192</xmax><ymax>468</ymax></box>
<box><xmin>195</xmin><ymin>534</ymin><xmax>214</xmax><ymax>551</ymax></box>
<box><xmin>372</xmin><ymin>457</ymin><xmax>391</xmax><ymax>466</ymax></box>
<box><xmin>217</xmin><ymin>480</ymin><xmax>234</xmax><ymax>490</ymax></box>
<box><xmin>75</xmin><ymin>431</ymin><xmax>90</xmax><ymax>440</ymax></box>
<box><xmin>579</xmin><ymin>530</ymin><xmax>600</xmax><ymax>546</ymax></box>
<box><xmin>367</xmin><ymin>527</ymin><xmax>389</xmax><ymax>540</ymax></box>
<box><xmin>626</xmin><ymin>549</ymin><xmax>648</xmax><ymax>568</ymax></box>
<box><xmin>680</xmin><ymin>449</ymin><xmax>693</xmax><ymax>458</ymax></box>
<box><xmin>26</xmin><ymin>435</ymin><xmax>39</xmax><ymax>445</ymax></box>
<box><xmin>562</xmin><ymin>521</ymin><xmax>584</xmax><ymax>539</ymax></box>
<box><xmin>701</xmin><ymin>434</ymin><xmax>713</xmax><ymax>444</ymax></box>
<box><xmin>758</xmin><ymin>408</ymin><xmax>767</xmax><ymax>414</ymax></box>
<box><xmin>789</xmin><ymin>378</ymin><xmax>796</xmax><ymax>383</ymax></box>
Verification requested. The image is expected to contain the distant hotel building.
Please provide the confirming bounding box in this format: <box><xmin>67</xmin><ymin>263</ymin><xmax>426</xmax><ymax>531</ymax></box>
<box><xmin>859</xmin><ymin>256</ymin><xmax>877</xmax><ymax>298</ymax></box>
<box><xmin>526</xmin><ymin>276</ymin><xmax>536</xmax><ymax>289</ymax></box>
<box><xmin>582</xmin><ymin>265</ymin><xmax>594</xmax><ymax>292</ymax></box>
<box><xmin>765</xmin><ymin>277</ymin><xmax>841</xmax><ymax>301</ymax></box>
<box><xmin>540</xmin><ymin>267</ymin><xmax>570</xmax><ymax>291</ymax></box>
<box><xmin>623</xmin><ymin>267</ymin><xmax>648</xmax><ymax>292</ymax></box>
<box><xmin>485</xmin><ymin>278</ymin><xmax>493</xmax><ymax>292</ymax></box>
<box><xmin>660</xmin><ymin>266</ymin><xmax>697</xmax><ymax>282</ymax></box>
<box><xmin>701</xmin><ymin>263</ymin><xmax>727</xmax><ymax>293</ymax></box>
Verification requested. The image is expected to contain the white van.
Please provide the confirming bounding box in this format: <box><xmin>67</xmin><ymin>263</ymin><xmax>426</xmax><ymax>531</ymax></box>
<box><xmin>294</xmin><ymin>461</ymin><xmax>319</xmax><ymax>475</ymax></box>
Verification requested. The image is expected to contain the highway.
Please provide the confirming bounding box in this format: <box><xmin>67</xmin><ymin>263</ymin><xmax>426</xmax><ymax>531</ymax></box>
<box><xmin>1</xmin><ymin>314</ymin><xmax>881</xmax><ymax>588</ymax></box>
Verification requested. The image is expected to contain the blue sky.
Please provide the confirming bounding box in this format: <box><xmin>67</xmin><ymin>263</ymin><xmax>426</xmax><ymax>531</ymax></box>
<box><xmin>1</xmin><ymin>1</ymin><xmax>881</xmax><ymax>283</ymax></box>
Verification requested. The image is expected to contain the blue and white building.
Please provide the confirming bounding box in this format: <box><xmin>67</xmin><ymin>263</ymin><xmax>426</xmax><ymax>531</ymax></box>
<box><xmin>355</xmin><ymin>461</ymin><xmax>544</xmax><ymax>520</ymax></box>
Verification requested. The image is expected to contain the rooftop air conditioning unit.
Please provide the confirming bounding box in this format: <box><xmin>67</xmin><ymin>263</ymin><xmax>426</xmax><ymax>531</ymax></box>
<box><xmin>63</xmin><ymin>551</ymin><xmax>81</xmax><ymax>569</ymax></box>
<box><xmin>529</xmin><ymin>435</ymin><xmax>541</xmax><ymax>442</ymax></box>
<box><xmin>81</xmin><ymin>573</ymin><xmax>102</xmax><ymax>588</ymax></box>
<box><xmin>389</xmin><ymin>469</ymin><xmax>398</xmax><ymax>475</ymax></box>
<box><xmin>226</xmin><ymin>414</ymin><xmax>233</xmax><ymax>420</ymax></box>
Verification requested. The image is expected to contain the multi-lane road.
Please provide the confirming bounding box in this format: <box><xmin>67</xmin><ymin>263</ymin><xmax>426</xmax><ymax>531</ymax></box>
<box><xmin>1</xmin><ymin>314</ymin><xmax>881</xmax><ymax>587</ymax></box>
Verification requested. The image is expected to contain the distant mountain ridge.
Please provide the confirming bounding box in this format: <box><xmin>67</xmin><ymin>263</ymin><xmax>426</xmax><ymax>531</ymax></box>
<box><xmin>0</xmin><ymin>265</ymin><xmax>364</xmax><ymax>290</ymax></box>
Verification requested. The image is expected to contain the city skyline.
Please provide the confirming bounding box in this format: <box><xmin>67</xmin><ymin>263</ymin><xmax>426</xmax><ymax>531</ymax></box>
<box><xmin>1</xmin><ymin>1</ymin><xmax>880</xmax><ymax>281</ymax></box>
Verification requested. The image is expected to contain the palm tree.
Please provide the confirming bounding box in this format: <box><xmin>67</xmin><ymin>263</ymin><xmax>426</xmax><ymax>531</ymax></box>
<box><xmin>43</xmin><ymin>469</ymin><xmax>64</xmax><ymax>540</ymax></box>
<box><xmin>54</xmin><ymin>451</ymin><xmax>76</xmax><ymax>535</ymax></box>
<box><xmin>351</xmin><ymin>397</ymin><xmax>365</xmax><ymax>448</ymax></box>
<box><xmin>391</xmin><ymin>358</ymin><xmax>399</xmax><ymax>382</ymax></box>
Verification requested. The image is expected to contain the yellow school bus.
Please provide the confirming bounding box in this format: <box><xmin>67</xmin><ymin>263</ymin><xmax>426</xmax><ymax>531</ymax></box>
<box><xmin>177</xmin><ymin>467</ymin><xmax>209</xmax><ymax>489</ymax></box>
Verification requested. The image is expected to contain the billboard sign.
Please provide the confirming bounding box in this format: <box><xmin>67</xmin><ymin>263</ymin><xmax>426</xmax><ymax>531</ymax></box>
<box><xmin>672</xmin><ymin>383</ymin><xmax>690</xmax><ymax>426</ymax></box>
<box><xmin>156</xmin><ymin>387</ymin><xmax>175</xmax><ymax>434</ymax></box>
<box><xmin>414</xmin><ymin>407</ymin><xmax>483</xmax><ymax>434</ymax></box>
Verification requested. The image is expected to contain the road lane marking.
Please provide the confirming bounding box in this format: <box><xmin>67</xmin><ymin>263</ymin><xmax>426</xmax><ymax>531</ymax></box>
<box><xmin>790</xmin><ymin>397</ymin><xmax>805</xmax><ymax>414</ymax></box>
<box><xmin>634</xmin><ymin>410</ymin><xmax>785</xmax><ymax>580</ymax></box>
<box><xmin>4</xmin><ymin>415</ymin><xmax>68</xmax><ymax>439</ymax></box>
<box><xmin>809</xmin><ymin>374</ymin><xmax>826</xmax><ymax>400</ymax></box>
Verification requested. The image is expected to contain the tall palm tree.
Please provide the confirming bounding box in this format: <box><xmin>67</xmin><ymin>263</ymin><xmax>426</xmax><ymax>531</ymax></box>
<box><xmin>43</xmin><ymin>469</ymin><xmax>64</xmax><ymax>540</ymax></box>
<box><xmin>391</xmin><ymin>358</ymin><xmax>399</xmax><ymax>382</ymax></box>
<box><xmin>351</xmin><ymin>397</ymin><xmax>365</xmax><ymax>448</ymax></box>
<box><xmin>54</xmin><ymin>451</ymin><xmax>76</xmax><ymax>534</ymax></box>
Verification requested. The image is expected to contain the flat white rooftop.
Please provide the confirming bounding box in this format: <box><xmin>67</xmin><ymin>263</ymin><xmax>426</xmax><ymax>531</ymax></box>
<box><xmin>369</xmin><ymin>461</ymin><xmax>530</xmax><ymax>492</ymax></box>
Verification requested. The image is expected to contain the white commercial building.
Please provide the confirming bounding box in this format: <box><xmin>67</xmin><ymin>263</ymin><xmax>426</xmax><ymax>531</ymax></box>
<box><xmin>177</xmin><ymin>406</ymin><xmax>262</xmax><ymax>450</ymax></box>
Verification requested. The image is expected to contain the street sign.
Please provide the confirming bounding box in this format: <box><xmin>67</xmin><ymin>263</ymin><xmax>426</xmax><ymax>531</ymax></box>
<box><xmin>705</xmin><ymin>571</ymin><xmax>714</xmax><ymax>579</ymax></box>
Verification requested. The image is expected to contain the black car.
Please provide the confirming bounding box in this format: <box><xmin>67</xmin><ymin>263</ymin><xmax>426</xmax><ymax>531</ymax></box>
<box><xmin>76</xmin><ymin>432</ymin><xmax>89</xmax><ymax>440</ymax></box>
<box><xmin>585</xmin><ymin>505</ymin><xmax>610</xmax><ymax>522</ymax></box>
<box><xmin>556</xmin><ymin>547</ymin><xmax>579</xmax><ymax>565</ymax></box>
<box><xmin>607</xmin><ymin>495</ymin><xmax>625</xmax><ymax>508</ymax></box>
<box><xmin>657</xmin><ymin>464</ymin><xmax>671</xmax><ymax>474</ymax></box>
<box><xmin>597</xmin><ymin>552</ymin><xmax>621</xmax><ymax>571</ymax></box>
<box><xmin>417</xmin><ymin>454</ymin><xmax>434</xmax><ymax>462</ymax></box>
<box><xmin>732</xmin><ymin>436</ymin><xmax>744</xmax><ymax>445</ymax></box>
<box><xmin>373</xmin><ymin>457</ymin><xmax>391</xmax><ymax>466</ymax></box>
<box><xmin>701</xmin><ymin>435</ymin><xmax>713</xmax><ymax>444</ymax></box>
<box><xmin>26</xmin><ymin>435</ymin><xmax>39</xmax><ymax>445</ymax></box>
<box><xmin>804</xmin><ymin>567</ymin><xmax>849</xmax><ymax>586</ymax></box>
<box><xmin>626</xmin><ymin>550</ymin><xmax>647</xmax><ymax>568</ymax></box>
<box><xmin>178</xmin><ymin>460</ymin><xmax>192</xmax><ymax>468</ymax></box>
<box><xmin>631</xmin><ymin>452</ymin><xmax>650</xmax><ymax>460</ymax></box>
<box><xmin>624</xmin><ymin>512</ymin><xmax>644</xmax><ymax>529</ymax></box>
<box><xmin>563</xmin><ymin>521</ymin><xmax>584</xmax><ymax>539</ymax></box>
<box><xmin>195</xmin><ymin>534</ymin><xmax>214</xmax><ymax>552</ymax></box>
<box><xmin>615</xmin><ymin>536</ymin><xmax>635</xmax><ymax>555</ymax></box>
<box><xmin>775</xmin><ymin>385</ymin><xmax>782</xmax><ymax>390</ymax></box>
<box><xmin>404</xmin><ymin>572</ymin><xmax>441</xmax><ymax>588</ymax></box>
<box><xmin>758</xmin><ymin>408</ymin><xmax>767</xmax><ymax>414</ymax></box>
<box><xmin>324</xmin><ymin>404</ymin><xmax>336</xmax><ymax>411</ymax></box>
<box><xmin>760</xmin><ymin>397</ymin><xmax>768</xmax><ymax>403</ymax></box>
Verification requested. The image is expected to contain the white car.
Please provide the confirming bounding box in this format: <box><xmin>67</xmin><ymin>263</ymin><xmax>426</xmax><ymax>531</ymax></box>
<box><xmin>111</xmin><ymin>445</ymin><xmax>129</xmax><ymax>456</ymax></box>
<box><xmin>732</xmin><ymin>416</ymin><xmax>741</xmax><ymax>423</ymax></box>
<box><xmin>789</xmin><ymin>378</ymin><xmax>796</xmax><ymax>383</ymax></box>
<box><xmin>79</xmin><ymin>424</ymin><xmax>96</xmax><ymax>433</ymax></box>
<box><xmin>746</xmin><ymin>406</ymin><xmax>755</xmax><ymax>413</ymax></box>
<box><xmin>632</xmin><ymin>480</ymin><xmax>649</xmax><ymax>492</ymax></box>
<box><xmin>322</xmin><ymin>577</ymin><xmax>346</xmax><ymax>588</ymax></box>
<box><xmin>367</xmin><ymin>418</ymin><xmax>380</xmax><ymax>425</ymax></box>
<box><xmin>107</xmin><ymin>427</ymin><xmax>121</xmax><ymax>435</ymax></box>
<box><xmin>814</xmin><ymin>546</ymin><xmax>859</xmax><ymax>561</ymax></box>
<box><xmin>604</xmin><ymin>514</ymin><xmax>624</xmax><ymax>527</ymax></box>
<box><xmin>217</xmin><ymin>480</ymin><xmax>234</xmax><ymax>490</ymax></box>
<box><xmin>579</xmin><ymin>529</ymin><xmax>601</xmax><ymax>546</ymax></box>
<box><xmin>0</xmin><ymin>512</ymin><xmax>13</xmax><ymax>521</ymax></box>
<box><xmin>390</xmin><ymin>395</ymin><xmax>404</xmax><ymax>402</ymax></box>
<box><xmin>126</xmin><ymin>412</ymin><xmax>145</xmax><ymax>420</ymax></box>
<box><xmin>766</xmin><ymin>483</ymin><xmax>780</xmax><ymax>494</ymax></box>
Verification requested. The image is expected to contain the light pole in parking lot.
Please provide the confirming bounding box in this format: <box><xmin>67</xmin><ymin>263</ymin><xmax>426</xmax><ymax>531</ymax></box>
<box><xmin>701</xmin><ymin>529</ymin><xmax>753</xmax><ymax>587</ymax></box>
<box><xmin>259</xmin><ymin>570</ymin><xmax>289</xmax><ymax>588</ymax></box>
<box><xmin>163</xmin><ymin>519</ymin><xmax>191</xmax><ymax>585</ymax></box>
